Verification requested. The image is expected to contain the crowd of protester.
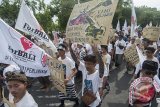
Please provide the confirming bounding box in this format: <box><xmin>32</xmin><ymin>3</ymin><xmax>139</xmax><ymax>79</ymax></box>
<box><xmin>1</xmin><ymin>27</ymin><xmax>160</xmax><ymax>107</ymax></box>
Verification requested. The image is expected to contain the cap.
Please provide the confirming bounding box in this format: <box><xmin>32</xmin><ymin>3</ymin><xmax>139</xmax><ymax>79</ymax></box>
<box><xmin>57</xmin><ymin>44</ymin><xmax>66</xmax><ymax>51</ymax></box>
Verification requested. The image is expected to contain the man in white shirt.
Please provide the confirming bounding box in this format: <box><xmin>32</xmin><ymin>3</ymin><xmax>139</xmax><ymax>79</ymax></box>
<box><xmin>57</xmin><ymin>44</ymin><xmax>79</xmax><ymax>107</ymax></box>
<box><xmin>4</xmin><ymin>71</ymin><xmax>38</xmax><ymax>107</ymax></box>
<box><xmin>69</xmin><ymin>42</ymin><xmax>104</xmax><ymax>107</ymax></box>
<box><xmin>134</xmin><ymin>47</ymin><xmax>159</xmax><ymax>78</ymax></box>
<box><xmin>77</xmin><ymin>43</ymin><xmax>86</xmax><ymax>61</ymax></box>
<box><xmin>114</xmin><ymin>35</ymin><xmax>126</xmax><ymax>67</ymax></box>
<box><xmin>78</xmin><ymin>55</ymin><xmax>102</xmax><ymax>107</ymax></box>
<box><xmin>84</xmin><ymin>44</ymin><xmax>93</xmax><ymax>55</ymax></box>
<box><xmin>101</xmin><ymin>45</ymin><xmax>111</xmax><ymax>78</ymax></box>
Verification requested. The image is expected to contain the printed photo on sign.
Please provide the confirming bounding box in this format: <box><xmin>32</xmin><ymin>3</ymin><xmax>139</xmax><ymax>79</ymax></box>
<box><xmin>66</xmin><ymin>0</ymin><xmax>119</xmax><ymax>44</ymax></box>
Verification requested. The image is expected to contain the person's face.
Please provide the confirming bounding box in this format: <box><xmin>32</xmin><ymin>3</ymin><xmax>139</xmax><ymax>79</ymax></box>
<box><xmin>77</xmin><ymin>44</ymin><xmax>82</xmax><ymax>49</ymax></box>
<box><xmin>7</xmin><ymin>80</ymin><xmax>27</xmax><ymax>98</ymax></box>
<box><xmin>58</xmin><ymin>49</ymin><xmax>65</xmax><ymax>57</ymax></box>
<box><xmin>142</xmin><ymin>41</ymin><xmax>149</xmax><ymax>48</ymax></box>
<box><xmin>119</xmin><ymin>36</ymin><xmax>123</xmax><ymax>40</ymax></box>
<box><xmin>84</xmin><ymin>61</ymin><xmax>96</xmax><ymax>73</ymax></box>
<box><xmin>131</xmin><ymin>39</ymin><xmax>135</xmax><ymax>44</ymax></box>
<box><xmin>145</xmin><ymin>50</ymin><xmax>153</xmax><ymax>58</ymax></box>
<box><xmin>101</xmin><ymin>48</ymin><xmax>107</xmax><ymax>54</ymax></box>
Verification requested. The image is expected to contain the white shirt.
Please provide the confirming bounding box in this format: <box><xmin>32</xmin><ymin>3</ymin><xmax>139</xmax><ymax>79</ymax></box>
<box><xmin>84</xmin><ymin>44</ymin><xmax>93</xmax><ymax>55</ymax></box>
<box><xmin>5</xmin><ymin>91</ymin><xmax>38</xmax><ymax>107</ymax></box>
<box><xmin>58</xmin><ymin>56</ymin><xmax>75</xmax><ymax>85</ymax></box>
<box><xmin>65</xmin><ymin>51</ymin><xmax>74</xmax><ymax>62</ymax></box>
<box><xmin>126</xmin><ymin>42</ymin><xmax>132</xmax><ymax>49</ymax></box>
<box><xmin>135</xmin><ymin>56</ymin><xmax>160</xmax><ymax>75</ymax></box>
<box><xmin>79</xmin><ymin>62</ymin><xmax>101</xmax><ymax>107</ymax></box>
<box><xmin>102</xmin><ymin>53</ymin><xmax>111</xmax><ymax>77</ymax></box>
<box><xmin>115</xmin><ymin>39</ymin><xmax>126</xmax><ymax>54</ymax></box>
<box><xmin>108</xmin><ymin>43</ymin><xmax>113</xmax><ymax>53</ymax></box>
<box><xmin>148</xmin><ymin>42</ymin><xmax>157</xmax><ymax>50</ymax></box>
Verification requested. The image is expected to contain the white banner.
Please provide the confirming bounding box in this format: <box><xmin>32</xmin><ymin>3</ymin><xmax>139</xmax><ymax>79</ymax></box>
<box><xmin>0</xmin><ymin>18</ymin><xmax>50</xmax><ymax>77</ymax></box>
<box><xmin>15</xmin><ymin>0</ymin><xmax>57</xmax><ymax>55</ymax></box>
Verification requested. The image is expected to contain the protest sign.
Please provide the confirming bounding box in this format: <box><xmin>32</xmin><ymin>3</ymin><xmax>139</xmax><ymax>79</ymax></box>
<box><xmin>66</xmin><ymin>0</ymin><xmax>119</xmax><ymax>45</ymax></box>
<box><xmin>143</xmin><ymin>27</ymin><xmax>160</xmax><ymax>42</ymax></box>
<box><xmin>108</xmin><ymin>28</ymin><xmax>115</xmax><ymax>43</ymax></box>
<box><xmin>124</xmin><ymin>44</ymin><xmax>139</xmax><ymax>66</ymax></box>
<box><xmin>48</xmin><ymin>57</ymin><xmax>66</xmax><ymax>94</ymax></box>
<box><xmin>0</xmin><ymin>18</ymin><xmax>50</xmax><ymax>77</ymax></box>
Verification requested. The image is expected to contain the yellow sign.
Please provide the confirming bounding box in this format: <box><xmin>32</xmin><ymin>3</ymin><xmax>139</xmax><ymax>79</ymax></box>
<box><xmin>66</xmin><ymin>0</ymin><xmax>119</xmax><ymax>45</ymax></box>
<box><xmin>48</xmin><ymin>57</ymin><xmax>66</xmax><ymax>94</ymax></box>
<box><xmin>143</xmin><ymin>27</ymin><xmax>160</xmax><ymax>41</ymax></box>
<box><xmin>124</xmin><ymin>44</ymin><xmax>139</xmax><ymax>66</ymax></box>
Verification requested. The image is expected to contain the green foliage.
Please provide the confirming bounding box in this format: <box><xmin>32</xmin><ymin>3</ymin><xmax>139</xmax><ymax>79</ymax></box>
<box><xmin>0</xmin><ymin>0</ymin><xmax>20</xmax><ymax>27</ymax></box>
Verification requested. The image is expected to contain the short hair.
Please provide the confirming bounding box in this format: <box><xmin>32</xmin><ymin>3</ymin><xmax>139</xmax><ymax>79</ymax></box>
<box><xmin>145</xmin><ymin>47</ymin><xmax>155</xmax><ymax>53</ymax></box>
<box><xmin>83</xmin><ymin>54</ymin><xmax>97</xmax><ymax>64</ymax></box>
<box><xmin>101</xmin><ymin>45</ymin><xmax>108</xmax><ymax>51</ymax></box>
<box><xmin>142</xmin><ymin>60</ymin><xmax>158</xmax><ymax>76</ymax></box>
<box><xmin>5</xmin><ymin>71</ymin><xmax>27</xmax><ymax>83</ymax></box>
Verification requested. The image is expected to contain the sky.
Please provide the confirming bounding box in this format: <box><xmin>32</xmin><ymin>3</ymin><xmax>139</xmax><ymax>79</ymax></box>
<box><xmin>44</xmin><ymin>0</ymin><xmax>160</xmax><ymax>10</ymax></box>
<box><xmin>0</xmin><ymin>0</ymin><xmax>159</xmax><ymax>10</ymax></box>
<box><xmin>133</xmin><ymin>0</ymin><xmax>160</xmax><ymax>10</ymax></box>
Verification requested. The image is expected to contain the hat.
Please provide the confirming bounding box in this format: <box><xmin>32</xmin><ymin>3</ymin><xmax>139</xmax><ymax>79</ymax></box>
<box><xmin>5</xmin><ymin>71</ymin><xmax>27</xmax><ymax>83</ymax></box>
<box><xmin>57</xmin><ymin>44</ymin><xmax>66</xmax><ymax>51</ymax></box>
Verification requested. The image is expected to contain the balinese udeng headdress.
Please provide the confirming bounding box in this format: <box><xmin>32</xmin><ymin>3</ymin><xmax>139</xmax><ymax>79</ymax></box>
<box><xmin>5</xmin><ymin>71</ymin><xmax>27</xmax><ymax>83</ymax></box>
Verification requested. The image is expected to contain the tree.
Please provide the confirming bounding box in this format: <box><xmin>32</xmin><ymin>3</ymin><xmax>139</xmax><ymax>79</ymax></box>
<box><xmin>0</xmin><ymin>0</ymin><xmax>21</xmax><ymax>27</ymax></box>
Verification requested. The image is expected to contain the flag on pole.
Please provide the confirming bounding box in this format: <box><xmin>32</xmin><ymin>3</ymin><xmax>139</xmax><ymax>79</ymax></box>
<box><xmin>123</xmin><ymin>19</ymin><xmax>128</xmax><ymax>35</ymax></box>
<box><xmin>15</xmin><ymin>0</ymin><xmax>57</xmax><ymax>55</ymax></box>
<box><xmin>0</xmin><ymin>18</ymin><xmax>50</xmax><ymax>77</ymax></box>
<box><xmin>149</xmin><ymin>21</ymin><xmax>152</xmax><ymax>27</ymax></box>
<box><xmin>131</xmin><ymin>0</ymin><xmax>137</xmax><ymax>37</ymax></box>
<box><xmin>116</xmin><ymin>20</ymin><xmax>120</xmax><ymax>32</ymax></box>
<box><xmin>52</xmin><ymin>31</ymin><xmax>59</xmax><ymax>47</ymax></box>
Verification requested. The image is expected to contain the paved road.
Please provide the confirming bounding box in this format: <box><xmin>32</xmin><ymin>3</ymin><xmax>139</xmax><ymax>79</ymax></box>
<box><xmin>28</xmin><ymin>63</ymin><xmax>159</xmax><ymax>107</ymax></box>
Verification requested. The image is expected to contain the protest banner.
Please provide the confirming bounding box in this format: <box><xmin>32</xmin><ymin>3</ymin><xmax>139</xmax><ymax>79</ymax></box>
<box><xmin>143</xmin><ymin>27</ymin><xmax>160</xmax><ymax>42</ymax></box>
<box><xmin>66</xmin><ymin>0</ymin><xmax>119</xmax><ymax>45</ymax></box>
<box><xmin>15</xmin><ymin>0</ymin><xmax>57</xmax><ymax>55</ymax></box>
<box><xmin>48</xmin><ymin>57</ymin><xmax>66</xmax><ymax>94</ymax></box>
<box><xmin>0</xmin><ymin>18</ymin><xmax>50</xmax><ymax>77</ymax></box>
<box><xmin>52</xmin><ymin>31</ymin><xmax>59</xmax><ymax>47</ymax></box>
<box><xmin>124</xmin><ymin>44</ymin><xmax>139</xmax><ymax>66</ymax></box>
